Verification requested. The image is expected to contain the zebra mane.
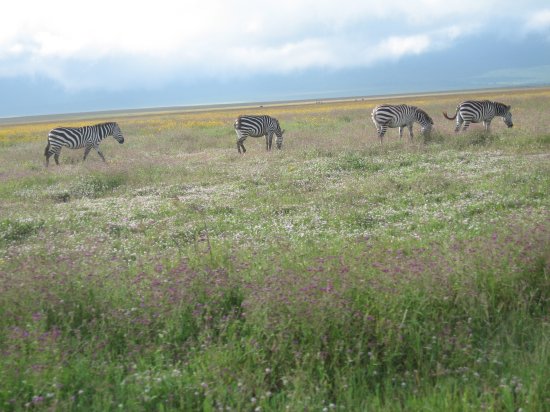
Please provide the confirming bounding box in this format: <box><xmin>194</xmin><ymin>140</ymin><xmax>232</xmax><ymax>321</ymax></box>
<box><xmin>416</xmin><ymin>107</ymin><xmax>434</xmax><ymax>124</ymax></box>
<box><xmin>493</xmin><ymin>102</ymin><xmax>511</xmax><ymax>113</ymax></box>
<box><xmin>90</xmin><ymin>122</ymin><xmax>118</xmax><ymax>137</ymax></box>
<box><xmin>94</xmin><ymin>122</ymin><xmax>117</xmax><ymax>128</ymax></box>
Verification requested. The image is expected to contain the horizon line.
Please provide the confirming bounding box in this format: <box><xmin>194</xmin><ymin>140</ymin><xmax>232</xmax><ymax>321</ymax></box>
<box><xmin>1</xmin><ymin>84</ymin><xmax>549</xmax><ymax>126</ymax></box>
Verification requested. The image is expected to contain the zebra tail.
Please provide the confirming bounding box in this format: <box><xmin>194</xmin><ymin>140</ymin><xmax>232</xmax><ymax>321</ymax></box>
<box><xmin>44</xmin><ymin>141</ymin><xmax>50</xmax><ymax>156</ymax></box>
<box><xmin>442</xmin><ymin>110</ymin><xmax>457</xmax><ymax>120</ymax></box>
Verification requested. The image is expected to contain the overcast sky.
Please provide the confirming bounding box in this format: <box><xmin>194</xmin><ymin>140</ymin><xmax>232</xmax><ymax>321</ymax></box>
<box><xmin>1</xmin><ymin>0</ymin><xmax>550</xmax><ymax>117</ymax></box>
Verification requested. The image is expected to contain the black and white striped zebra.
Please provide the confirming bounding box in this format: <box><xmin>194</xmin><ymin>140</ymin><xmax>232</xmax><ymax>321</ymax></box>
<box><xmin>371</xmin><ymin>104</ymin><xmax>433</xmax><ymax>143</ymax></box>
<box><xmin>234</xmin><ymin>115</ymin><xmax>285</xmax><ymax>153</ymax></box>
<box><xmin>44</xmin><ymin>122</ymin><xmax>125</xmax><ymax>166</ymax></box>
<box><xmin>443</xmin><ymin>100</ymin><xmax>513</xmax><ymax>132</ymax></box>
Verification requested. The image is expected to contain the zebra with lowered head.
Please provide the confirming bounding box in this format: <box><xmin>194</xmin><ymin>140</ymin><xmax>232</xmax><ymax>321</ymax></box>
<box><xmin>371</xmin><ymin>104</ymin><xmax>433</xmax><ymax>143</ymax></box>
<box><xmin>443</xmin><ymin>100</ymin><xmax>513</xmax><ymax>132</ymax></box>
<box><xmin>234</xmin><ymin>115</ymin><xmax>285</xmax><ymax>154</ymax></box>
<box><xmin>44</xmin><ymin>122</ymin><xmax>125</xmax><ymax>166</ymax></box>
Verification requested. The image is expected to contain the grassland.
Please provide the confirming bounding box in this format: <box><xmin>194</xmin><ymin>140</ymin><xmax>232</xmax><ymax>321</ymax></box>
<box><xmin>1</xmin><ymin>87</ymin><xmax>549</xmax><ymax>411</ymax></box>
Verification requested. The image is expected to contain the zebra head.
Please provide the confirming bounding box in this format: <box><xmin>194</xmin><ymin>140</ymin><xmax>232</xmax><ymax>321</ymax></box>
<box><xmin>275</xmin><ymin>122</ymin><xmax>285</xmax><ymax>149</ymax></box>
<box><xmin>111</xmin><ymin>123</ymin><xmax>125</xmax><ymax>143</ymax></box>
<box><xmin>503</xmin><ymin>105</ymin><xmax>513</xmax><ymax>128</ymax></box>
<box><xmin>416</xmin><ymin>109</ymin><xmax>434</xmax><ymax>135</ymax></box>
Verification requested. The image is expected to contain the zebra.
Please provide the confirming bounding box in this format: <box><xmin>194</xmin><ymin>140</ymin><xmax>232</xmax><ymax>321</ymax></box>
<box><xmin>443</xmin><ymin>100</ymin><xmax>513</xmax><ymax>132</ymax></box>
<box><xmin>44</xmin><ymin>122</ymin><xmax>125</xmax><ymax>166</ymax></box>
<box><xmin>371</xmin><ymin>104</ymin><xmax>433</xmax><ymax>143</ymax></box>
<box><xmin>234</xmin><ymin>115</ymin><xmax>285</xmax><ymax>154</ymax></box>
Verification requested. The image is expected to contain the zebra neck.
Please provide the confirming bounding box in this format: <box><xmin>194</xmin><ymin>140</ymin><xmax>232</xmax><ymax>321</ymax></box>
<box><xmin>96</xmin><ymin>123</ymin><xmax>114</xmax><ymax>138</ymax></box>
<box><xmin>494</xmin><ymin>103</ymin><xmax>507</xmax><ymax>115</ymax></box>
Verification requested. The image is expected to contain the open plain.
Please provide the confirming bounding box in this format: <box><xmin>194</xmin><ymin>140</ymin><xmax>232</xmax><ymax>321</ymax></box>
<box><xmin>1</xmin><ymin>88</ymin><xmax>549</xmax><ymax>411</ymax></box>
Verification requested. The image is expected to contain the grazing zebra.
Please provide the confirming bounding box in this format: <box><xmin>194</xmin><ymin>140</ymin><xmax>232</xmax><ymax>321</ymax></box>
<box><xmin>371</xmin><ymin>104</ymin><xmax>433</xmax><ymax>143</ymax></box>
<box><xmin>234</xmin><ymin>115</ymin><xmax>285</xmax><ymax>154</ymax></box>
<box><xmin>443</xmin><ymin>100</ymin><xmax>513</xmax><ymax>132</ymax></box>
<box><xmin>44</xmin><ymin>122</ymin><xmax>125</xmax><ymax>166</ymax></box>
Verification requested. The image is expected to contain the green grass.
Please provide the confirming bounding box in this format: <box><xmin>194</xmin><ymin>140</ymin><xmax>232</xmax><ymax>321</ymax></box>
<box><xmin>0</xmin><ymin>88</ymin><xmax>549</xmax><ymax>411</ymax></box>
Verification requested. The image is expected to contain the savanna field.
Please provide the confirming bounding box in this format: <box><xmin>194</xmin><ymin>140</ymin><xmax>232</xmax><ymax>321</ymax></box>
<box><xmin>0</xmin><ymin>88</ymin><xmax>549</xmax><ymax>411</ymax></box>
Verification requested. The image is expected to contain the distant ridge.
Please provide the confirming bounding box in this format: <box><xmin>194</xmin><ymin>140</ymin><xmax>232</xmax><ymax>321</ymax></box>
<box><xmin>1</xmin><ymin>85</ymin><xmax>548</xmax><ymax>126</ymax></box>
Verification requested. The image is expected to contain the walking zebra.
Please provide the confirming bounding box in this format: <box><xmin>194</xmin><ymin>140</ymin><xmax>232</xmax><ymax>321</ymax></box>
<box><xmin>234</xmin><ymin>115</ymin><xmax>285</xmax><ymax>154</ymax></box>
<box><xmin>44</xmin><ymin>122</ymin><xmax>125</xmax><ymax>166</ymax></box>
<box><xmin>371</xmin><ymin>104</ymin><xmax>433</xmax><ymax>143</ymax></box>
<box><xmin>443</xmin><ymin>100</ymin><xmax>513</xmax><ymax>132</ymax></box>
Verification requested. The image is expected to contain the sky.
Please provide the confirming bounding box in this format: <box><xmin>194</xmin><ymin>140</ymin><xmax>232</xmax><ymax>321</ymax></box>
<box><xmin>1</xmin><ymin>0</ymin><xmax>550</xmax><ymax>118</ymax></box>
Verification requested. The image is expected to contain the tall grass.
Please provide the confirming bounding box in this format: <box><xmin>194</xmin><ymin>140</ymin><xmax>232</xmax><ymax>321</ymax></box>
<box><xmin>0</xmin><ymin>88</ymin><xmax>549</xmax><ymax>411</ymax></box>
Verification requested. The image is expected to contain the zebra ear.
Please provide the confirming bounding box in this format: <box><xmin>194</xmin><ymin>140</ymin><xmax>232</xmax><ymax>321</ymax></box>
<box><xmin>506</xmin><ymin>105</ymin><xmax>511</xmax><ymax>111</ymax></box>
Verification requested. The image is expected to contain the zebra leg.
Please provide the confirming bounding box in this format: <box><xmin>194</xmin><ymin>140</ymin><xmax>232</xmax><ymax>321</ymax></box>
<box><xmin>238</xmin><ymin>138</ymin><xmax>246</xmax><ymax>154</ymax></box>
<box><xmin>94</xmin><ymin>146</ymin><xmax>106</xmax><ymax>162</ymax></box>
<box><xmin>462</xmin><ymin>121</ymin><xmax>471</xmax><ymax>132</ymax></box>
<box><xmin>408</xmin><ymin>125</ymin><xmax>414</xmax><ymax>140</ymax></box>
<box><xmin>237</xmin><ymin>138</ymin><xmax>246</xmax><ymax>154</ymax></box>
<box><xmin>483</xmin><ymin>120</ymin><xmax>491</xmax><ymax>132</ymax></box>
<box><xmin>44</xmin><ymin>142</ymin><xmax>51</xmax><ymax>167</ymax></box>
<box><xmin>454</xmin><ymin>119</ymin><xmax>463</xmax><ymax>133</ymax></box>
<box><xmin>380</xmin><ymin>126</ymin><xmax>388</xmax><ymax>143</ymax></box>
<box><xmin>399</xmin><ymin>127</ymin><xmax>404</xmax><ymax>139</ymax></box>
<box><xmin>83</xmin><ymin>146</ymin><xmax>92</xmax><ymax>161</ymax></box>
<box><xmin>267</xmin><ymin>133</ymin><xmax>273</xmax><ymax>151</ymax></box>
<box><xmin>97</xmin><ymin>150</ymin><xmax>106</xmax><ymax>162</ymax></box>
<box><xmin>54</xmin><ymin>154</ymin><xmax>60</xmax><ymax>165</ymax></box>
<box><xmin>236</xmin><ymin>130</ymin><xmax>246</xmax><ymax>154</ymax></box>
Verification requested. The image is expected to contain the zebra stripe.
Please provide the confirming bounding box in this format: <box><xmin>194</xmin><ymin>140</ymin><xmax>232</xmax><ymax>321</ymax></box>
<box><xmin>44</xmin><ymin>122</ymin><xmax>124</xmax><ymax>166</ymax></box>
<box><xmin>371</xmin><ymin>104</ymin><xmax>433</xmax><ymax>143</ymax></box>
<box><xmin>443</xmin><ymin>100</ymin><xmax>513</xmax><ymax>132</ymax></box>
<box><xmin>234</xmin><ymin>115</ymin><xmax>285</xmax><ymax>153</ymax></box>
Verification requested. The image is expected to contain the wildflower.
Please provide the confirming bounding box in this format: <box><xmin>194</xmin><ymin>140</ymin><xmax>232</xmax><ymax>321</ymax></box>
<box><xmin>32</xmin><ymin>396</ymin><xmax>44</xmax><ymax>404</ymax></box>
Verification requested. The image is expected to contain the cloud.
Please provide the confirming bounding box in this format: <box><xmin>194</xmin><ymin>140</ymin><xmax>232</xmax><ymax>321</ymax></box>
<box><xmin>1</xmin><ymin>0</ymin><xmax>547</xmax><ymax>91</ymax></box>
<box><xmin>525</xmin><ymin>9</ymin><xmax>550</xmax><ymax>32</ymax></box>
<box><xmin>373</xmin><ymin>35</ymin><xmax>432</xmax><ymax>59</ymax></box>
